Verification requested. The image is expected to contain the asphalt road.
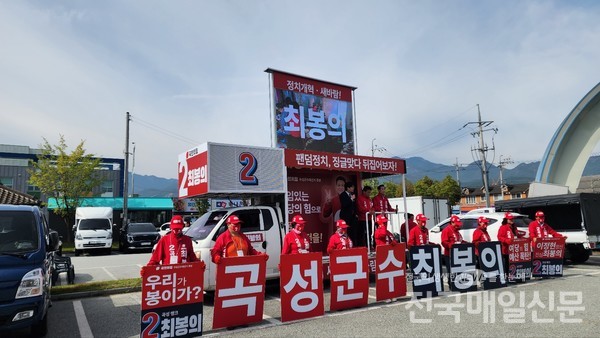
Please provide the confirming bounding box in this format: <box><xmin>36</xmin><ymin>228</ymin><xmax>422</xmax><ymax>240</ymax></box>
<box><xmin>54</xmin><ymin>251</ymin><xmax>151</xmax><ymax>285</ymax></box>
<box><xmin>34</xmin><ymin>253</ymin><xmax>600</xmax><ymax>337</ymax></box>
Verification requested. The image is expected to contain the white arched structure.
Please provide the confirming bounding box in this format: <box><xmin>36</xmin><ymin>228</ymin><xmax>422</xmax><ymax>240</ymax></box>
<box><xmin>536</xmin><ymin>82</ymin><xmax>600</xmax><ymax>192</ymax></box>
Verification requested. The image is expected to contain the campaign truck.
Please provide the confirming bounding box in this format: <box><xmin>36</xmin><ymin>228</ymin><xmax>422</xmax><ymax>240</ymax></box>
<box><xmin>73</xmin><ymin>207</ymin><xmax>114</xmax><ymax>256</ymax></box>
<box><xmin>178</xmin><ymin>142</ymin><xmax>407</xmax><ymax>291</ymax></box>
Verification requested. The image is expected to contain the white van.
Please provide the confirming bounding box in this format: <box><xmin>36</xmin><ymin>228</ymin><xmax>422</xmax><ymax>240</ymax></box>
<box><xmin>73</xmin><ymin>207</ymin><xmax>114</xmax><ymax>256</ymax></box>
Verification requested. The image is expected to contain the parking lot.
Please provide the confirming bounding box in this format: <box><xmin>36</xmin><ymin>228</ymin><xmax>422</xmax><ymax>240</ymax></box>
<box><xmin>40</xmin><ymin>252</ymin><xmax>600</xmax><ymax>337</ymax></box>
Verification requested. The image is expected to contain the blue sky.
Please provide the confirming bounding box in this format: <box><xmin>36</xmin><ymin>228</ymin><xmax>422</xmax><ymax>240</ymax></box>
<box><xmin>2</xmin><ymin>1</ymin><xmax>600</xmax><ymax>179</ymax></box>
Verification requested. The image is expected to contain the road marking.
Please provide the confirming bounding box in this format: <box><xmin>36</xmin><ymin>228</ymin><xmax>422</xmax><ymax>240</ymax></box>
<box><xmin>73</xmin><ymin>300</ymin><xmax>94</xmax><ymax>338</ymax></box>
<box><xmin>262</xmin><ymin>313</ymin><xmax>280</xmax><ymax>325</ymax></box>
<box><xmin>102</xmin><ymin>267</ymin><xmax>118</xmax><ymax>280</ymax></box>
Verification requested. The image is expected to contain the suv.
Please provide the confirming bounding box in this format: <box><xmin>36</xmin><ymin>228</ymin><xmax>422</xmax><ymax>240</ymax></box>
<box><xmin>429</xmin><ymin>212</ymin><xmax>529</xmax><ymax>254</ymax></box>
<box><xmin>0</xmin><ymin>205</ymin><xmax>60</xmax><ymax>336</ymax></box>
<box><xmin>119</xmin><ymin>222</ymin><xmax>160</xmax><ymax>253</ymax></box>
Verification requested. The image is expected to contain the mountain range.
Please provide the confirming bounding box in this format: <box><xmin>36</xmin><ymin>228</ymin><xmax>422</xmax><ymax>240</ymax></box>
<box><xmin>131</xmin><ymin>156</ymin><xmax>600</xmax><ymax>197</ymax></box>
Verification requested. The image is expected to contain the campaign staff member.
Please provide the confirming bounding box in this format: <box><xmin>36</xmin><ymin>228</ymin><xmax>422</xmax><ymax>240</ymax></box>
<box><xmin>211</xmin><ymin>215</ymin><xmax>269</xmax><ymax>264</ymax></box>
<box><xmin>497</xmin><ymin>212</ymin><xmax>524</xmax><ymax>271</ymax></box>
<box><xmin>529</xmin><ymin>211</ymin><xmax>566</xmax><ymax>243</ymax></box>
<box><xmin>374</xmin><ymin>215</ymin><xmax>397</xmax><ymax>247</ymax></box>
<box><xmin>327</xmin><ymin>219</ymin><xmax>353</xmax><ymax>254</ymax></box>
<box><xmin>472</xmin><ymin>216</ymin><xmax>491</xmax><ymax>255</ymax></box>
<box><xmin>441</xmin><ymin>215</ymin><xmax>467</xmax><ymax>272</ymax></box>
<box><xmin>372</xmin><ymin>184</ymin><xmax>397</xmax><ymax>214</ymax></box>
<box><xmin>282</xmin><ymin>215</ymin><xmax>311</xmax><ymax>254</ymax></box>
<box><xmin>141</xmin><ymin>215</ymin><xmax>203</xmax><ymax>276</ymax></box>
<box><xmin>400</xmin><ymin>213</ymin><xmax>417</xmax><ymax>243</ymax></box>
<box><xmin>408</xmin><ymin>214</ymin><xmax>432</xmax><ymax>247</ymax></box>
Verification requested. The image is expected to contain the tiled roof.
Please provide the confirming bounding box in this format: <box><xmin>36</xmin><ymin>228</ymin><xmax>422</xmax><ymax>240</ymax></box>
<box><xmin>0</xmin><ymin>185</ymin><xmax>39</xmax><ymax>205</ymax></box>
<box><xmin>461</xmin><ymin>183</ymin><xmax>530</xmax><ymax>197</ymax></box>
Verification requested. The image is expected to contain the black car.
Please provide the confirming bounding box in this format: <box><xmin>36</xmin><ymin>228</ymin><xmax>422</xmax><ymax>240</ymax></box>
<box><xmin>119</xmin><ymin>222</ymin><xmax>160</xmax><ymax>253</ymax></box>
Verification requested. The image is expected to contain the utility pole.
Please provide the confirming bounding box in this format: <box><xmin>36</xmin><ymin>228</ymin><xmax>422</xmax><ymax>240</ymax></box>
<box><xmin>123</xmin><ymin>112</ymin><xmax>130</xmax><ymax>227</ymax></box>
<box><xmin>454</xmin><ymin>158</ymin><xmax>464</xmax><ymax>188</ymax></box>
<box><xmin>498</xmin><ymin>155</ymin><xmax>513</xmax><ymax>201</ymax></box>
<box><xmin>131</xmin><ymin>142</ymin><xmax>136</xmax><ymax>197</ymax></box>
<box><xmin>464</xmin><ymin>104</ymin><xmax>496</xmax><ymax>208</ymax></box>
<box><xmin>371</xmin><ymin>138</ymin><xmax>386</xmax><ymax>157</ymax></box>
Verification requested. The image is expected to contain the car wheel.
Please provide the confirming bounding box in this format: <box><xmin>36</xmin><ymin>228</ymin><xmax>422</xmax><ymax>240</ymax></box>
<box><xmin>30</xmin><ymin>312</ymin><xmax>48</xmax><ymax>337</ymax></box>
<box><xmin>569</xmin><ymin>246</ymin><xmax>590</xmax><ymax>264</ymax></box>
<box><xmin>74</xmin><ymin>249</ymin><xmax>80</xmax><ymax>257</ymax></box>
<box><xmin>51</xmin><ymin>270</ymin><xmax>59</xmax><ymax>286</ymax></box>
<box><xmin>67</xmin><ymin>267</ymin><xmax>75</xmax><ymax>284</ymax></box>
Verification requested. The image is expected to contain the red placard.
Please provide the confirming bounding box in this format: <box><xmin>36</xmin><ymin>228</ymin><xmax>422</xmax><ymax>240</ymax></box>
<box><xmin>212</xmin><ymin>255</ymin><xmax>266</xmax><ymax>329</ymax></box>
<box><xmin>279</xmin><ymin>252</ymin><xmax>324</xmax><ymax>322</ymax></box>
<box><xmin>329</xmin><ymin>247</ymin><xmax>369</xmax><ymax>311</ymax></box>
<box><xmin>533</xmin><ymin>237</ymin><xmax>566</xmax><ymax>259</ymax></box>
<box><xmin>375</xmin><ymin>243</ymin><xmax>407</xmax><ymax>301</ymax></box>
<box><xmin>508</xmin><ymin>238</ymin><xmax>532</xmax><ymax>282</ymax></box>
<box><xmin>178</xmin><ymin>144</ymin><xmax>208</xmax><ymax>199</ymax></box>
<box><xmin>141</xmin><ymin>262</ymin><xmax>205</xmax><ymax>338</ymax></box>
<box><xmin>285</xmin><ymin>149</ymin><xmax>406</xmax><ymax>174</ymax></box>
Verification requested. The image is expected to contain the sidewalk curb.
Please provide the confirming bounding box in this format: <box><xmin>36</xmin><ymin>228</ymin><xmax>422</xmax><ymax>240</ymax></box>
<box><xmin>52</xmin><ymin>286</ymin><xmax>142</xmax><ymax>301</ymax></box>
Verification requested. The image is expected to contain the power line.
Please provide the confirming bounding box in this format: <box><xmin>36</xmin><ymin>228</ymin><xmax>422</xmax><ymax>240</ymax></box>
<box><xmin>131</xmin><ymin>115</ymin><xmax>201</xmax><ymax>145</ymax></box>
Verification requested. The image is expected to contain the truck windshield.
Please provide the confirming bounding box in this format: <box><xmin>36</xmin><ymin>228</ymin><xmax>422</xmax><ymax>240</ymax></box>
<box><xmin>0</xmin><ymin>211</ymin><xmax>39</xmax><ymax>253</ymax></box>
<box><xmin>185</xmin><ymin>210</ymin><xmax>228</xmax><ymax>240</ymax></box>
<box><xmin>79</xmin><ymin>219</ymin><xmax>111</xmax><ymax>231</ymax></box>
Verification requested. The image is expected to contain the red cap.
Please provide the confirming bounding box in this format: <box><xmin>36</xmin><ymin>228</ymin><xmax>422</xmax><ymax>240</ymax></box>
<box><xmin>336</xmin><ymin>219</ymin><xmax>349</xmax><ymax>229</ymax></box>
<box><xmin>478</xmin><ymin>216</ymin><xmax>489</xmax><ymax>224</ymax></box>
<box><xmin>535</xmin><ymin>211</ymin><xmax>545</xmax><ymax>218</ymax></box>
<box><xmin>450</xmin><ymin>215</ymin><xmax>462</xmax><ymax>225</ymax></box>
<box><xmin>226</xmin><ymin>215</ymin><xmax>243</xmax><ymax>225</ymax></box>
<box><xmin>504</xmin><ymin>212</ymin><xmax>514</xmax><ymax>220</ymax></box>
<box><xmin>416</xmin><ymin>214</ymin><xmax>429</xmax><ymax>222</ymax></box>
<box><xmin>376</xmin><ymin>215</ymin><xmax>388</xmax><ymax>225</ymax></box>
<box><xmin>291</xmin><ymin>214</ymin><xmax>306</xmax><ymax>225</ymax></box>
<box><xmin>170</xmin><ymin>215</ymin><xmax>184</xmax><ymax>229</ymax></box>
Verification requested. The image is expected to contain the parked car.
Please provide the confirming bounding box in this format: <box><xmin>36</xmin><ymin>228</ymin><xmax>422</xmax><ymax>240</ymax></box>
<box><xmin>119</xmin><ymin>222</ymin><xmax>160</xmax><ymax>253</ymax></box>
<box><xmin>158</xmin><ymin>222</ymin><xmax>171</xmax><ymax>237</ymax></box>
<box><xmin>0</xmin><ymin>205</ymin><xmax>60</xmax><ymax>336</ymax></box>
<box><xmin>429</xmin><ymin>212</ymin><xmax>530</xmax><ymax>254</ymax></box>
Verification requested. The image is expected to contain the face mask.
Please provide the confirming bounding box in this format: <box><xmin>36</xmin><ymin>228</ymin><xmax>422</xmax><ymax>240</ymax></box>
<box><xmin>338</xmin><ymin>228</ymin><xmax>347</xmax><ymax>235</ymax></box>
<box><xmin>232</xmin><ymin>225</ymin><xmax>240</xmax><ymax>233</ymax></box>
<box><xmin>172</xmin><ymin>228</ymin><xmax>182</xmax><ymax>236</ymax></box>
<box><xmin>296</xmin><ymin>225</ymin><xmax>305</xmax><ymax>232</ymax></box>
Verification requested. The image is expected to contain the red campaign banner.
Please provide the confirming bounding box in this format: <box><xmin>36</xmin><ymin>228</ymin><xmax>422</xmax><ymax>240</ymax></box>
<box><xmin>508</xmin><ymin>238</ymin><xmax>532</xmax><ymax>282</ymax></box>
<box><xmin>140</xmin><ymin>262</ymin><xmax>205</xmax><ymax>338</ymax></box>
<box><xmin>271</xmin><ymin>70</ymin><xmax>354</xmax><ymax>102</ymax></box>
<box><xmin>212</xmin><ymin>255</ymin><xmax>266</xmax><ymax>329</ymax></box>
<box><xmin>285</xmin><ymin>149</ymin><xmax>406</xmax><ymax>175</ymax></box>
<box><xmin>533</xmin><ymin>237</ymin><xmax>566</xmax><ymax>259</ymax></box>
<box><xmin>375</xmin><ymin>243</ymin><xmax>407</xmax><ymax>301</ymax></box>
<box><xmin>329</xmin><ymin>247</ymin><xmax>369</xmax><ymax>311</ymax></box>
<box><xmin>279</xmin><ymin>252</ymin><xmax>324</xmax><ymax>322</ymax></box>
<box><xmin>178</xmin><ymin>145</ymin><xmax>208</xmax><ymax>199</ymax></box>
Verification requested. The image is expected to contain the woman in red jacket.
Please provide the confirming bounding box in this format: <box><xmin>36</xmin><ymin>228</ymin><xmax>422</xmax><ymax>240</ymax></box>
<box><xmin>408</xmin><ymin>214</ymin><xmax>431</xmax><ymax>248</ymax></box>
<box><xmin>327</xmin><ymin>219</ymin><xmax>353</xmax><ymax>254</ymax></box>
<box><xmin>497</xmin><ymin>212</ymin><xmax>524</xmax><ymax>272</ymax></box>
<box><xmin>282</xmin><ymin>214</ymin><xmax>311</xmax><ymax>254</ymax></box>
<box><xmin>472</xmin><ymin>216</ymin><xmax>491</xmax><ymax>255</ymax></box>
<box><xmin>211</xmin><ymin>215</ymin><xmax>268</xmax><ymax>264</ymax></box>
<box><xmin>374</xmin><ymin>215</ymin><xmax>397</xmax><ymax>247</ymax></box>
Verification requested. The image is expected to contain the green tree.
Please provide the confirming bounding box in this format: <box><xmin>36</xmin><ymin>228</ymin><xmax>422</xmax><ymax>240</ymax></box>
<box><xmin>28</xmin><ymin>136</ymin><xmax>102</xmax><ymax>242</ymax></box>
<box><xmin>414</xmin><ymin>176</ymin><xmax>435</xmax><ymax>196</ymax></box>
<box><xmin>193</xmin><ymin>198</ymin><xmax>211</xmax><ymax>214</ymax></box>
<box><xmin>433</xmin><ymin>175</ymin><xmax>461</xmax><ymax>205</ymax></box>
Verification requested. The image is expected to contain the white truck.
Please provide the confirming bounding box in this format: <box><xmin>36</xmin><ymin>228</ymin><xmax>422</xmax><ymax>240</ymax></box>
<box><xmin>73</xmin><ymin>207</ymin><xmax>114</xmax><ymax>256</ymax></box>
<box><xmin>386</xmin><ymin>196</ymin><xmax>450</xmax><ymax>239</ymax></box>
<box><xmin>178</xmin><ymin>142</ymin><xmax>408</xmax><ymax>291</ymax></box>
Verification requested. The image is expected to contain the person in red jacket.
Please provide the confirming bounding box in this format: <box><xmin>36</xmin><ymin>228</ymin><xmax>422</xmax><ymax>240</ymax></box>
<box><xmin>497</xmin><ymin>212</ymin><xmax>524</xmax><ymax>272</ymax></box>
<box><xmin>400</xmin><ymin>213</ymin><xmax>417</xmax><ymax>243</ymax></box>
<box><xmin>374</xmin><ymin>215</ymin><xmax>397</xmax><ymax>247</ymax></box>
<box><xmin>528</xmin><ymin>211</ymin><xmax>566</xmax><ymax>244</ymax></box>
<box><xmin>441</xmin><ymin>215</ymin><xmax>466</xmax><ymax>273</ymax></box>
<box><xmin>408</xmin><ymin>214</ymin><xmax>431</xmax><ymax>247</ymax></box>
<box><xmin>282</xmin><ymin>214</ymin><xmax>311</xmax><ymax>254</ymax></box>
<box><xmin>372</xmin><ymin>184</ymin><xmax>397</xmax><ymax>214</ymax></box>
<box><xmin>356</xmin><ymin>185</ymin><xmax>374</xmax><ymax>247</ymax></box>
<box><xmin>472</xmin><ymin>216</ymin><xmax>491</xmax><ymax>255</ymax></box>
<box><xmin>141</xmin><ymin>215</ymin><xmax>204</xmax><ymax>277</ymax></box>
<box><xmin>327</xmin><ymin>219</ymin><xmax>353</xmax><ymax>254</ymax></box>
<box><xmin>211</xmin><ymin>215</ymin><xmax>269</xmax><ymax>264</ymax></box>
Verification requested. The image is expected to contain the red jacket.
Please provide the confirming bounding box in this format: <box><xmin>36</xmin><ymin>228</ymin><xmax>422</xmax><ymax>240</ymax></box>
<box><xmin>211</xmin><ymin>230</ymin><xmax>259</xmax><ymax>263</ymax></box>
<box><xmin>356</xmin><ymin>194</ymin><xmax>373</xmax><ymax>221</ymax></box>
<box><xmin>282</xmin><ymin>230</ymin><xmax>311</xmax><ymax>254</ymax></box>
<box><xmin>148</xmin><ymin>232</ymin><xmax>198</xmax><ymax>265</ymax></box>
<box><xmin>472</xmin><ymin>227</ymin><xmax>490</xmax><ymax>255</ymax></box>
<box><xmin>373</xmin><ymin>193</ymin><xmax>394</xmax><ymax>213</ymax></box>
<box><xmin>528</xmin><ymin>220</ymin><xmax>562</xmax><ymax>243</ymax></box>
<box><xmin>327</xmin><ymin>232</ymin><xmax>353</xmax><ymax>254</ymax></box>
<box><xmin>408</xmin><ymin>226</ymin><xmax>430</xmax><ymax>247</ymax></box>
<box><xmin>400</xmin><ymin>220</ymin><xmax>418</xmax><ymax>241</ymax></box>
<box><xmin>497</xmin><ymin>223</ymin><xmax>525</xmax><ymax>255</ymax></box>
<box><xmin>441</xmin><ymin>225</ymin><xmax>464</xmax><ymax>256</ymax></box>
<box><xmin>374</xmin><ymin>226</ymin><xmax>397</xmax><ymax>247</ymax></box>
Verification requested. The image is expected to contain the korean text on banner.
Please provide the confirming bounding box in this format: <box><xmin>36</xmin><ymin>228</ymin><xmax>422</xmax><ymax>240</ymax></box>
<box><xmin>279</xmin><ymin>252</ymin><xmax>324</xmax><ymax>322</ymax></box>
<box><xmin>141</xmin><ymin>262</ymin><xmax>205</xmax><ymax>338</ymax></box>
<box><xmin>508</xmin><ymin>238</ymin><xmax>532</xmax><ymax>282</ymax></box>
<box><xmin>213</xmin><ymin>255</ymin><xmax>266</xmax><ymax>329</ymax></box>
<box><xmin>409</xmin><ymin>245</ymin><xmax>444</xmax><ymax>298</ymax></box>
<box><xmin>329</xmin><ymin>247</ymin><xmax>369</xmax><ymax>311</ymax></box>
<box><xmin>478</xmin><ymin>241</ymin><xmax>507</xmax><ymax>290</ymax></box>
<box><xmin>375</xmin><ymin>243</ymin><xmax>407</xmax><ymax>301</ymax></box>
<box><xmin>532</xmin><ymin>237</ymin><xmax>566</xmax><ymax>277</ymax></box>
<box><xmin>449</xmin><ymin>243</ymin><xmax>477</xmax><ymax>293</ymax></box>
<box><xmin>178</xmin><ymin>144</ymin><xmax>208</xmax><ymax>199</ymax></box>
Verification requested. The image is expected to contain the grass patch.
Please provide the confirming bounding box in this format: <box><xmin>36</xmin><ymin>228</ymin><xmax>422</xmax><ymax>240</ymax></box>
<box><xmin>52</xmin><ymin>278</ymin><xmax>141</xmax><ymax>295</ymax></box>
<box><xmin>61</xmin><ymin>241</ymin><xmax>119</xmax><ymax>253</ymax></box>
